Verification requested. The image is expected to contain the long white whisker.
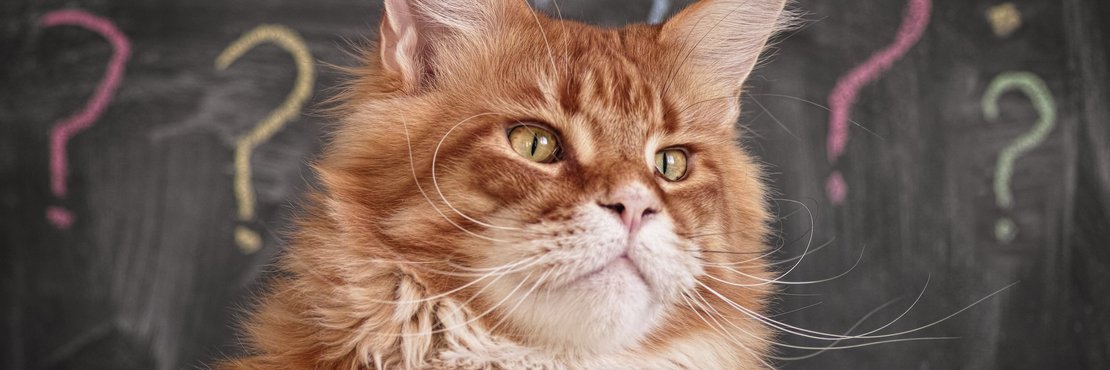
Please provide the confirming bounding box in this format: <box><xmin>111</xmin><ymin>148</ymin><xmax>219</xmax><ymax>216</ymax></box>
<box><xmin>699</xmin><ymin>237</ymin><xmax>835</xmax><ymax>268</ymax></box>
<box><xmin>705</xmin><ymin>243</ymin><xmax>865</xmax><ymax>287</ymax></box>
<box><xmin>690</xmin><ymin>287</ymin><xmax>953</xmax><ymax>358</ymax></box>
<box><xmin>427</xmin><ymin>112</ymin><xmax>530</xmax><ymax>235</ymax></box>
<box><xmin>357</xmin><ymin>257</ymin><xmax>539</xmax><ymax>278</ymax></box>
<box><xmin>767</xmin><ymin>300</ymin><xmax>823</xmax><ymax>318</ymax></box>
<box><xmin>755</xmin><ymin>197</ymin><xmax>816</xmax><ymax>284</ymax></box>
<box><xmin>368</xmin><ymin>256</ymin><xmax>543</xmax><ymax>305</ymax></box>
<box><xmin>486</xmin><ymin>266</ymin><xmax>559</xmax><ymax>333</ymax></box>
<box><xmin>747</xmin><ymin>94</ymin><xmax>800</xmax><ymax>140</ymax></box>
<box><xmin>779</xmin><ymin>279</ymin><xmax>931</xmax><ymax>361</ymax></box>
<box><xmin>687</xmin><ymin>288</ymin><xmax>804</xmax><ymax>362</ymax></box>
<box><xmin>699</xmin><ymin>280</ymin><xmax>1017</xmax><ymax>341</ymax></box>
<box><xmin>546</xmin><ymin>0</ymin><xmax>570</xmax><ymax>74</ymax></box>
<box><xmin>680</xmin><ymin>293</ymin><xmax>775</xmax><ymax>368</ymax></box>
<box><xmin>750</xmin><ymin>93</ymin><xmax>883</xmax><ymax>140</ymax></box>
<box><xmin>762</xmin><ymin>239</ymin><xmax>834</xmax><ymax>267</ymax></box>
<box><xmin>523</xmin><ymin>0</ymin><xmax>559</xmax><ymax>75</ymax></box>
<box><xmin>403</xmin><ymin>116</ymin><xmax>515</xmax><ymax>242</ymax></box>
<box><xmin>396</xmin><ymin>270</ymin><xmax>537</xmax><ymax>337</ymax></box>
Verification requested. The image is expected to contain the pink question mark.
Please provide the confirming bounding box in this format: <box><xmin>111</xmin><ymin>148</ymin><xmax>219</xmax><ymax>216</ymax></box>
<box><xmin>825</xmin><ymin>0</ymin><xmax>931</xmax><ymax>204</ymax></box>
<box><xmin>41</xmin><ymin>9</ymin><xmax>131</xmax><ymax>229</ymax></box>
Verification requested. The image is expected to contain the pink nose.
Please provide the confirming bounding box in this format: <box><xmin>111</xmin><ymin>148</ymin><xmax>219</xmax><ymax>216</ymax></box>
<box><xmin>598</xmin><ymin>184</ymin><xmax>660</xmax><ymax>235</ymax></box>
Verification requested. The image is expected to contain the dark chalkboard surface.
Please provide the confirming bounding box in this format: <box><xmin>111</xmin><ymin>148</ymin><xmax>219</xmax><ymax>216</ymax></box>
<box><xmin>2</xmin><ymin>0</ymin><xmax>1108</xmax><ymax>369</ymax></box>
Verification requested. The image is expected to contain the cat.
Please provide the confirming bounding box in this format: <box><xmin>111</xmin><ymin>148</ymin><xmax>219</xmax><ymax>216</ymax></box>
<box><xmin>221</xmin><ymin>0</ymin><xmax>795</xmax><ymax>368</ymax></box>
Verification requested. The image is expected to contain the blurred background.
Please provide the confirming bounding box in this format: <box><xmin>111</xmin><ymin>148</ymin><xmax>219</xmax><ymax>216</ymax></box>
<box><xmin>2</xmin><ymin>0</ymin><xmax>1108</xmax><ymax>369</ymax></box>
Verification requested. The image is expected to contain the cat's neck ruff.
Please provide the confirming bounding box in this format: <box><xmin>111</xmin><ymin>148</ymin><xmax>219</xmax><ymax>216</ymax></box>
<box><xmin>373</xmin><ymin>268</ymin><xmax>727</xmax><ymax>370</ymax></box>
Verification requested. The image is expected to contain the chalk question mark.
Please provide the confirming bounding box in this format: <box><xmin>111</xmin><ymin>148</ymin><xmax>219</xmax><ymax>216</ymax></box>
<box><xmin>981</xmin><ymin>71</ymin><xmax>1056</xmax><ymax>244</ymax></box>
<box><xmin>216</xmin><ymin>25</ymin><xmax>314</xmax><ymax>253</ymax></box>
<box><xmin>41</xmin><ymin>10</ymin><xmax>132</xmax><ymax>229</ymax></box>
<box><xmin>825</xmin><ymin>0</ymin><xmax>931</xmax><ymax>205</ymax></box>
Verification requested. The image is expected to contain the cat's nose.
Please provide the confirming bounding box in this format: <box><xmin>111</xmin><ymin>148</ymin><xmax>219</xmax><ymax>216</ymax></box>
<box><xmin>598</xmin><ymin>184</ymin><xmax>660</xmax><ymax>235</ymax></box>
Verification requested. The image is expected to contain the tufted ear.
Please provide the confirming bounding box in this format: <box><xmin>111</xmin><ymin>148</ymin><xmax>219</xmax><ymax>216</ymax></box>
<box><xmin>379</xmin><ymin>0</ymin><xmax>532</xmax><ymax>92</ymax></box>
<box><xmin>660</xmin><ymin>0</ymin><xmax>792</xmax><ymax>96</ymax></box>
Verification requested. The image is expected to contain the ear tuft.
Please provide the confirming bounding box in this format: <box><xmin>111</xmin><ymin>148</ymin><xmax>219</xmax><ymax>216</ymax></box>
<box><xmin>378</xmin><ymin>0</ymin><xmax>532</xmax><ymax>92</ymax></box>
<box><xmin>661</xmin><ymin>0</ymin><xmax>797</xmax><ymax>95</ymax></box>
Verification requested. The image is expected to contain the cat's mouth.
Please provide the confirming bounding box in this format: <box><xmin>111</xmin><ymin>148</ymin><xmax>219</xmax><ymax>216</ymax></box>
<box><xmin>569</xmin><ymin>253</ymin><xmax>648</xmax><ymax>288</ymax></box>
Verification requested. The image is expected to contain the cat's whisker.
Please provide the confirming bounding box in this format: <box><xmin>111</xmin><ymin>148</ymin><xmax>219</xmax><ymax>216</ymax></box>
<box><xmin>749</xmin><ymin>197</ymin><xmax>816</xmax><ymax>284</ymax></box>
<box><xmin>767</xmin><ymin>300</ymin><xmax>823</xmax><ymax>318</ymax></box>
<box><xmin>747</xmin><ymin>94</ymin><xmax>800</xmax><ymax>141</ymax></box>
<box><xmin>694</xmin><ymin>232</ymin><xmax>827</xmax><ymax>269</ymax></box>
<box><xmin>411</xmin><ymin>260</ymin><xmax>540</xmax><ymax>278</ymax></box>
<box><xmin>702</xmin><ymin>243</ymin><xmax>863</xmax><ymax>287</ymax></box>
<box><xmin>674</xmin><ymin>95</ymin><xmax>735</xmax><ymax>117</ymax></box>
<box><xmin>749</xmin><ymin>92</ymin><xmax>883</xmax><ymax>140</ymax></box>
<box><xmin>382</xmin><ymin>269</ymin><xmax>539</xmax><ymax>338</ymax></box>
<box><xmin>680</xmin><ymin>293</ymin><xmax>775</xmax><ymax>368</ymax></box>
<box><xmin>415</xmin><ymin>112</ymin><xmax>543</xmax><ymax>238</ymax></box>
<box><xmin>832</xmin><ymin>276</ymin><xmax>932</xmax><ymax>339</ymax></box>
<box><xmin>693</xmin><ymin>249</ymin><xmax>766</xmax><ymax>256</ymax></box>
<box><xmin>366</xmin><ymin>256</ymin><xmax>543</xmax><ymax>305</ymax></box>
<box><xmin>442</xmin><ymin>255</ymin><xmax>546</xmax><ymax>273</ymax></box>
<box><xmin>430</xmin><ymin>112</ymin><xmax>531</xmax><ymax>233</ymax></box>
<box><xmin>776</xmin><ymin>298</ymin><xmax>906</xmax><ymax>361</ymax></box>
<box><xmin>687</xmin><ymin>234</ymin><xmax>790</xmax><ymax>264</ymax></box>
<box><xmin>698</xmin><ymin>280</ymin><xmax>891</xmax><ymax>341</ymax></box>
<box><xmin>689</xmin><ymin>284</ymin><xmax>878</xmax><ymax>359</ymax></box>
<box><xmin>700</xmin><ymin>237</ymin><xmax>834</xmax><ymax>269</ymax></box>
<box><xmin>680</xmin><ymin>202</ymin><xmax>804</xmax><ymax>238</ymax></box>
<box><xmin>546</xmin><ymin>0</ymin><xmax>570</xmax><ymax>74</ymax></box>
<box><xmin>761</xmin><ymin>238</ymin><xmax>834</xmax><ymax>267</ymax></box>
<box><xmin>686</xmin><ymin>287</ymin><xmax>840</xmax><ymax>363</ymax></box>
<box><xmin>775</xmin><ymin>335</ymin><xmax>958</xmax><ymax>355</ymax></box>
<box><xmin>698</xmin><ymin>280</ymin><xmax>1017</xmax><ymax>342</ymax></box>
<box><xmin>359</xmin><ymin>256</ymin><xmax>532</xmax><ymax>276</ymax></box>
<box><xmin>694</xmin><ymin>287</ymin><xmax>954</xmax><ymax>360</ymax></box>
<box><xmin>692</xmin><ymin>276</ymin><xmax>936</xmax><ymax>357</ymax></box>
<box><xmin>522</xmin><ymin>0</ymin><xmax>559</xmax><ymax>77</ymax></box>
<box><xmin>682</xmin><ymin>206</ymin><xmax>810</xmax><ymax>258</ymax></box>
<box><xmin>402</xmin><ymin>116</ymin><xmax>516</xmax><ymax>242</ymax></box>
<box><xmin>411</xmin><ymin>270</ymin><xmax>539</xmax><ymax>337</ymax></box>
<box><xmin>486</xmin><ymin>266</ymin><xmax>561</xmax><ymax>333</ymax></box>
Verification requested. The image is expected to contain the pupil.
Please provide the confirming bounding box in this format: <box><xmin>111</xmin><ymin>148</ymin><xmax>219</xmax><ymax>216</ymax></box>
<box><xmin>530</xmin><ymin>134</ymin><xmax>538</xmax><ymax>156</ymax></box>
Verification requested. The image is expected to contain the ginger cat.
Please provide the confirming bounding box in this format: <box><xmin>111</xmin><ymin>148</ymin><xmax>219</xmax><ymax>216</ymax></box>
<box><xmin>224</xmin><ymin>0</ymin><xmax>794</xmax><ymax>368</ymax></box>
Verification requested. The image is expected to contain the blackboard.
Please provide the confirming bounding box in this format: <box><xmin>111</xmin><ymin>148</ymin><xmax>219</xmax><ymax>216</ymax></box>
<box><xmin>2</xmin><ymin>0</ymin><xmax>1108</xmax><ymax>369</ymax></box>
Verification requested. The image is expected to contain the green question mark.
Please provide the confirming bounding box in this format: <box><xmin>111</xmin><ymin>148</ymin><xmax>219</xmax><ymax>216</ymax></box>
<box><xmin>981</xmin><ymin>71</ymin><xmax>1056</xmax><ymax>244</ymax></box>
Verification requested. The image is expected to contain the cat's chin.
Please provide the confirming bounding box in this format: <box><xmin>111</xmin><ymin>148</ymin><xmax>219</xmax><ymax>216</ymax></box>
<box><xmin>489</xmin><ymin>258</ymin><xmax>663</xmax><ymax>357</ymax></box>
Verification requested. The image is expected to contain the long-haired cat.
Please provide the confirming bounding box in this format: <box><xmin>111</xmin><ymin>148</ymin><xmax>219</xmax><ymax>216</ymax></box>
<box><xmin>223</xmin><ymin>0</ymin><xmax>794</xmax><ymax>368</ymax></box>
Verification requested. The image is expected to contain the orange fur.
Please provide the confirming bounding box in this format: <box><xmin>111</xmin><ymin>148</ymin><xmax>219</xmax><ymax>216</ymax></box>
<box><xmin>222</xmin><ymin>0</ymin><xmax>792</xmax><ymax>368</ymax></box>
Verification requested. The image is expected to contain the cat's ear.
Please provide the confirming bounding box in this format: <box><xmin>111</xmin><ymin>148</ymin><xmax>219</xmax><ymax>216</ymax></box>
<box><xmin>379</xmin><ymin>0</ymin><xmax>531</xmax><ymax>92</ymax></box>
<box><xmin>660</xmin><ymin>0</ymin><xmax>792</xmax><ymax>95</ymax></box>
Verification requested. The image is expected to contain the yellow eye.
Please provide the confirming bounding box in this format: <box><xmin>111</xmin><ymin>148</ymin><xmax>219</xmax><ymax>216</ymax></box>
<box><xmin>508</xmin><ymin>125</ymin><xmax>560</xmax><ymax>163</ymax></box>
<box><xmin>654</xmin><ymin>148</ymin><xmax>688</xmax><ymax>181</ymax></box>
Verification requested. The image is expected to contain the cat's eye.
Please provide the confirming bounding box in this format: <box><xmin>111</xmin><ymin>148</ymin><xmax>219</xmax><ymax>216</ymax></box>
<box><xmin>654</xmin><ymin>148</ymin><xmax>689</xmax><ymax>181</ymax></box>
<box><xmin>508</xmin><ymin>124</ymin><xmax>561</xmax><ymax>163</ymax></box>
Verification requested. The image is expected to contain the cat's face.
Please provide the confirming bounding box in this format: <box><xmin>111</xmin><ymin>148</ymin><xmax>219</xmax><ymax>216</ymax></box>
<box><xmin>323</xmin><ymin>0</ymin><xmax>785</xmax><ymax>357</ymax></box>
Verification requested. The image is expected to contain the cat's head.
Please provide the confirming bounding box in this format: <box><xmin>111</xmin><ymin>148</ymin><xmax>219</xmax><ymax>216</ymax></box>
<box><xmin>321</xmin><ymin>0</ymin><xmax>790</xmax><ymax>356</ymax></box>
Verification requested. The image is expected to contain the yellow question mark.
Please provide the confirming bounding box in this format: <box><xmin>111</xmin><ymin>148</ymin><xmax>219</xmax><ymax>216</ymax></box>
<box><xmin>981</xmin><ymin>71</ymin><xmax>1056</xmax><ymax>244</ymax></box>
<box><xmin>216</xmin><ymin>25</ymin><xmax>314</xmax><ymax>253</ymax></box>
